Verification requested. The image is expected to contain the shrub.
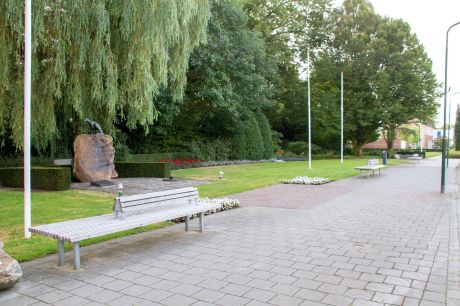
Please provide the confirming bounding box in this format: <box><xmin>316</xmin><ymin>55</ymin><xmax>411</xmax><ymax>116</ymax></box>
<box><xmin>395</xmin><ymin>150</ymin><xmax>426</xmax><ymax>159</ymax></box>
<box><xmin>285</xmin><ymin>141</ymin><xmax>308</xmax><ymax>155</ymax></box>
<box><xmin>230</xmin><ymin>112</ymin><xmax>268</xmax><ymax>160</ymax></box>
<box><xmin>448</xmin><ymin>150</ymin><xmax>460</xmax><ymax>159</ymax></box>
<box><xmin>0</xmin><ymin>167</ymin><xmax>71</xmax><ymax>191</ymax></box>
<box><xmin>245</xmin><ymin>115</ymin><xmax>265</xmax><ymax>160</ymax></box>
<box><xmin>115</xmin><ymin>162</ymin><xmax>171</xmax><ymax>178</ymax></box>
<box><xmin>188</xmin><ymin>139</ymin><xmax>232</xmax><ymax>161</ymax></box>
<box><xmin>231</xmin><ymin>124</ymin><xmax>248</xmax><ymax>160</ymax></box>
<box><xmin>456</xmin><ymin>107</ymin><xmax>460</xmax><ymax>151</ymax></box>
<box><xmin>0</xmin><ymin>157</ymin><xmax>54</xmax><ymax>167</ymax></box>
<box><xmin>128</xmin><ymin>152</ymin><xmax>193</xmax><ymax>162</ymax></box>
<box><xmin>255</xmin><ymin>113</ymin><xmax>274</xmax><ymax>159</ymax></box>
<box><xmin>283</xmin><ymin>142</ymin><xmax>327</xmax><ymax>155</ymax></box>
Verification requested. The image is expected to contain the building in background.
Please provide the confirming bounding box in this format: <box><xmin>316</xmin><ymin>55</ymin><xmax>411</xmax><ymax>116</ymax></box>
<box><xmin>364</xmin><ymin>123</ymin><xmax>435</xmax><ymax>150</ymax></box>
<box><xmin>432</xmin><ymin>127</ymin><xmax>455</xmax><ymax>149</ymax></box>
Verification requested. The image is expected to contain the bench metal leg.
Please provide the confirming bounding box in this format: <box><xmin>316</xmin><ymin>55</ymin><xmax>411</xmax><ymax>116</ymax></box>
<box><xmin>185</xmin><ymin>215</ymin><xmax>189</xmax><ymax>232</ymax></box>
<box><xmin>73</xmin><ymin>242</ymin><xmax>80</xmax><ymax>270</ymax></box>
<box><xmin>58</xmin><ymin>240</ymin><xmax>65</xmax><ymax>266</ymax></box>
<box><xmin>199</xmin><ymin>213</ymin><xmax>204</xmax><ymax>233</ymax></box>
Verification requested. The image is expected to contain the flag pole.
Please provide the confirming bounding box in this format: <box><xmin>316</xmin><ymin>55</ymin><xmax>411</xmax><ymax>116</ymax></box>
<box><xmin>307</xmin><ymin>48</ymin><xmax>312</xmax><ymax>169</ymax></box>
<box><xmin>340</xmin><ymin>71</ymin><xmax>344</xmax><ymax>164</ymax></box>
<box><xmin>24</xmin><ymin>0</ymin><xmax>32</xmax><ymax>239</ymax></box>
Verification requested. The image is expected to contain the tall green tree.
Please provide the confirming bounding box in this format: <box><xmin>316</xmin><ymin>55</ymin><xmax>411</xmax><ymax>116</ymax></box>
<box><xmin>312</xmin><ymin>0</ymin><xmax>381</xmax><ymax>156</ymax></box>
<box><xmin>126</xmin><ymin>0</ymin><xmax>276</xmax><ymax>159</ymax></box>
<box><xmin>0</xmin><ymin>0</ymin><xmax>210</xmax><ymax>153</ymax></box>
<box><xmin>312</xmin><ymin>0</ymin><xmax>437</xmax><ymax>155</ymax></box>
<box><xmin>243</xmin><ymin>0</ymin><xmax>334</xmax><ymax>149</ymax></box>
<box><xmin>374</xmin><ymin>17</ymin><xmax>439</xmax><ymax>149</ymax></box>
<box><xmin>244</xmin><ymin>0</ymin><xmax>333</xmax><ymax>63</ymax></box>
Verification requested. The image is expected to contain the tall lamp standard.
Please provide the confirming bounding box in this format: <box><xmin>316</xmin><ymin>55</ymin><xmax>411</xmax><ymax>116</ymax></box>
<box><xmin>447</xmin><ymin>91</ymin><xmax>460</xmax><ymax>168</ymax></box>
<box><xmin>441</xmin><ymin>21</ymin><xmax>460</xmax><ymax>193</ymax></box>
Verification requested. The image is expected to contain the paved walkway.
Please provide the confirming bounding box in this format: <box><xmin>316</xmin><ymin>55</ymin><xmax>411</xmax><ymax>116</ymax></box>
<box><xmin>71</xmin><ymin>178</ymin><xmax>210</xmax><ymax>195</ymax></box>
<box><xmin>1</xmin><ymin>158</ymin><xmax>459</xmax><ymax>305</ymax></box>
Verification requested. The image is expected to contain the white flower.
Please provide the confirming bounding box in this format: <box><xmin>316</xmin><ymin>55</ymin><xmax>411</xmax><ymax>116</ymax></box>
<box><xmin>282</xmin><ymin>176</ymin><xmax>330</xmax><ymax>185</ymax></box>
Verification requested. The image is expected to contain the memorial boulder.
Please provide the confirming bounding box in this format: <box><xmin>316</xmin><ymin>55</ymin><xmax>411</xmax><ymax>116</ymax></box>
<box><xmin>0</xmin><ymin>241</ymin><xmax>22</xmax><ymax>290</ymax></box>
<box><xmin>73</xmin><ymin>134</ymin><xmax>118</xmax><ymax>183</ymax></box>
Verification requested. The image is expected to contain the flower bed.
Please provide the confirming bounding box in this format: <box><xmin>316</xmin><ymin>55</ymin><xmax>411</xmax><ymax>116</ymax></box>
<box><xmin>159</xmin><ymin>158</ymin><xmax>200</xmax><ymax>168</ymax></box>
<box><xmin>172</xmin><ymin>198</ymin><xmax>240</xmax><ymax>223</ymax></box>
<box><xmin>282</xmin><ymin>176</ymin><xmax>330</xmax><ymax>185</ymax></box>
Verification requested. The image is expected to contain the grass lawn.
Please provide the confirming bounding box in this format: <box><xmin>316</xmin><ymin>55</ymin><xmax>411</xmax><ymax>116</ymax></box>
<box><xmin>173</xmin><ymin>159</ymin><xmax>406</xmax><ymax>198</ymax></box>
<box><xmin>448</xmin><ymin>149</ymin><xmax>460</xmax><ymax>158</ymax></box>
<box><xmin>0</xmin><ymin>190</ymin><xmax>172</xmax><ymax>262</ymax></box>
<box><xmin>1</xmin><ymin>158</ymin><xmax>405</xmax><ymax>262</ymax></box>
<box><xmin>426</xmin><ymin>151</ymin><xmax>442</xmax><ymax>158</ymax></box>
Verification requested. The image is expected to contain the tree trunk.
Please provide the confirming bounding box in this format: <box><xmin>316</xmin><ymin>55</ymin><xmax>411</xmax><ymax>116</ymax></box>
<box><xmin>352</xmin><ymin>141</ymin><xmax>363</xmax><ymax>157</ymax></box>
<box><xmin>384</xmin><ymin>127</ymin><xmax>397</xmax><ymax>150</ymax></box>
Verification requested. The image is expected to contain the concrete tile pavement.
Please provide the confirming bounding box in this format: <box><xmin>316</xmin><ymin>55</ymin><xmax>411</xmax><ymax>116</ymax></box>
<box><xmin>0</xmin><ymin>157</ymin><xmax>459</xmax><ymax>305</ymax></box>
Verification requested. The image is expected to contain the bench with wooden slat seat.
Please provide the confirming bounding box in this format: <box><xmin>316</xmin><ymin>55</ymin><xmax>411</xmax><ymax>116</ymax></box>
<box><xmin>400</xmin><ymin>153</ymin><xmax>423</xmax><ymax>163</ymax></box>
<box><xmin>30</xmin><ymin>187</ymin><xmax>221</xmax><ymax>270</ymax></box>
<box><xmin>354</xmin><ymin>159</ymin><xmax>386</xmax><ymax>178</ymax></box>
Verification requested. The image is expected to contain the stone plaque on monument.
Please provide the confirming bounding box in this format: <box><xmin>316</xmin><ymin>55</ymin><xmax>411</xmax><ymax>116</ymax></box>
<box><xmin>73</xmin><ymin>134</ymin><xmax>118</xmax><ymax>183</ymax></box>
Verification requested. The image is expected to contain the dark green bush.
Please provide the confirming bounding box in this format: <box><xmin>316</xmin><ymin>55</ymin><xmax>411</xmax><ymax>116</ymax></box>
<box><xmin>448</xmin><ymin>150</ymin><xmax>460</xmax><ymax>159</ymax></box>
<box><xmin>456</xmin><ymin>107</ymin><xmax>460</xmax><ymax>151</ymax></box>
<box><xmin>187</xmin><ymin>139</ymin><xmax>233</xmax><ymax>161</ymax></box>
<box><xmin>0</xmin><ymin>167</ymin><xmax>71</xmax><ymax>191</ymax></box>
<box><xmin>245</xmin><ymin>115</ymin><xmax>265</xmax><ymax>160</ymax></box>
<box><xmin>284</xmin><ymin>142</ymin><xmax>327</xmax><ymax>155</ymax></box>
<box><xmin>115</xmin><ymin>162</ymin><xmax>171</xmax><ymax>178</ymax></box>
<box><xmin>230</xmin><ymin>112</ymin><xmax>272</xmax><ymax>160</ymax></box>
<box><xmin>285</xmin><ymin>141</ymin><xmax>308</xmax><ymax>155</ymax></box>
<box><xmin>127</xmin><ymin>152</ymin><xmax>193</xmax><ymax>162</ymax></box>
<box><xmin>395</xmin><ymin>150</ymin><xmax>426</xmax><ymax>158</ymax></box>
<box><xmin>255</xmin><ymin>113</ymin><xmax>273</xmax><ymax>159</ymax></box>
<box><xmin>231</xmin><ymin>123</ymin><xmax>248</xmax><ymax>159</ymax></box>
<box><xmin>0</xmin><ymin>157</ymin><xmax>54</xmax><ymax>167</ymax></box>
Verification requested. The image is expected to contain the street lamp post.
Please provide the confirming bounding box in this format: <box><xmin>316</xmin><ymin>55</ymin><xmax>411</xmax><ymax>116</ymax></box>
<box><xmin>447</xmin><ymin>91</ymin><xmax>460</xmax><ymax>168</ymax></box>
<box><xmin>441</xmin><ymin>21</ymin><xmax>460</xmax><ymax>193</ymax></box>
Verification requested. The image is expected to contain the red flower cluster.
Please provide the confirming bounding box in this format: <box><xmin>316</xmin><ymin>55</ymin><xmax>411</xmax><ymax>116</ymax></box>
<box><xmin>159</xmin><ymin>158</ymin><xmax>200</xmax><ymax>166</ymax></box>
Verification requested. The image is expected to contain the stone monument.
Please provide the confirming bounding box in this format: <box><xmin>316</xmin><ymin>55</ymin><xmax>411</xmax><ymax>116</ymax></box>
<box><xmin>0</xmin><ymin>241</ymin><xmax>22</xmax><ymax>290</ymax></box>
<box><xmin>73</xmin><ymin>119</ymin><xmax>118</xmax><ymax>183</ymax></box>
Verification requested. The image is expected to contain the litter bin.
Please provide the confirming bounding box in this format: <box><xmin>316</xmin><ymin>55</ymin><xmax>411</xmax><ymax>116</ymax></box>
<box><xmin>381</xmin><ymin>151</ymin><xmax>388</xmax><ymax>165</ymax></box>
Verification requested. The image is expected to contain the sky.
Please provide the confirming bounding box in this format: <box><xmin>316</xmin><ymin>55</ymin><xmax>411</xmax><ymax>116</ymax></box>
<box><xmin>334</xmin><ymin>0</ymin><xmax>460</xmax><ymax>127</ymax></box>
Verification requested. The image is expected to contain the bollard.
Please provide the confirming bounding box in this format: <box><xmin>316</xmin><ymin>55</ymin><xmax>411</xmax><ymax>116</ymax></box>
<box><xmin>118</xmin><ymin>183</ymin><xmax>123</xmax><ymax>197</ymax></box>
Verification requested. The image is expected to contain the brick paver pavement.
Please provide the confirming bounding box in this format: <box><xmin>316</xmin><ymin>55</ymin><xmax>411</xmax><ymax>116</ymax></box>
<box><xmin>1</xmin><ymin>158</ymin><xmax>459</xmax><ymax>305</ymax></box>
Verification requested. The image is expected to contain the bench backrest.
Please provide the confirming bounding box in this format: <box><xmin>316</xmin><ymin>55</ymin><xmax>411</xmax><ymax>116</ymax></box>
<box><xmin>367</xmin><ymin>159</ymin><xmax>379</xmax><ymax>166</ymax></box>
<box><xmin>113</xmin><ymin>187</ymin><xmax>199</xmax><ymax>216</ymax></box>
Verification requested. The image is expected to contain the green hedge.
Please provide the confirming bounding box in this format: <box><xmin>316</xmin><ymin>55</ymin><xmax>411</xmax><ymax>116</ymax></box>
<box><xmin>255</xmin><ymin>113</ymin><xmax>273</xmax><ymax>159</ymax></box>
<box><xmin>115</xmin><ymin>162</ymin><xmax>171</xmax><ymax>178</ymax></box>
<box><xmin>127</xmin><ymin>152</ymin><xmax>193</xmax><ymax>162</ymax></box>
<box><xmin>395</xmin><ymin>150</ymin><xmax>426</xmax><ymax>158</ymax></box>
<box><xmin>0</xmin><ymin>167</ymin><xmax>71</xmax><ymax>191</ymax></box>
<box><xmin>231</xmin><ymin>112</ymin><xmax>274</xmax><ymax>160</ymax></box>
<box><xmin>448</xmin><ymin>150</ymin><xmax>460</xmax><ymax>159</ymax></box>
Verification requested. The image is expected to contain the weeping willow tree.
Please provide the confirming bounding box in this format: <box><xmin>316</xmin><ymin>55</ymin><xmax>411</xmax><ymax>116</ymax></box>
<box><xmin>0</xmin><ymin>0</ymin><xmax>210</xmax><ymax>154</ymax></box>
